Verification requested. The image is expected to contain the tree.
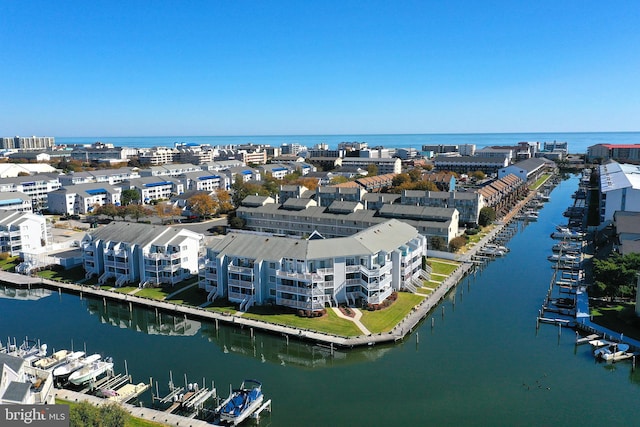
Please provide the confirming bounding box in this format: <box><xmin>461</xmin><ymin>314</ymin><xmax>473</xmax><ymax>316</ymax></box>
<box><xmin>69</xmin><ymin>401</ymin><xmax>100</xmax><ymax>427</ymax></box>
<box><xmin>367</xmin><ymin>163</ymin><xmax>378</xmax><ymax>176</ymax></box>
<box><xmin>156</xmin><ymin>203</ymin><xmax>185</xmax><ymax>224</ymax></box>
<box><xmin>188</xmin><ymin>193</ymin><xmax>218</xmax><ymax>218</ymax></box>
<box><xmin>478</xmin><ymin>207</ymin><xmax>496</xmax><ymax>227</ymax></box>
<box><xmin>115</xmin><ymin>205</ymin><xmax>128</xmax><ymax>221</ymax></box>
<box><xmin>429</xmin><ymin>236</ymin><xmax>447</xmax><ymax>251</ymax></box>
<box><xmin>593</xmin><ymin>253</ymin><xmax>640</xmax><ymax>301</ymax></box>
<box><xmin>216</xmin><ymin>189</ymin><xmax>234</xmax><ymax>214</ymax></box>
<box><xmin>69</xmin><ymin>401</ymin><xmax>127</xmax><ymax>427</ymax></box>
<box><xmin>95</xmin><ymin>203</ymin><xmax>118</xmax><ymax>220</ymax></box>
<box><xmin>126</xmin><ymin>204</ymin><xmax>153</xmax><ymax>222</ymax></box>
<box><xmin>228</xmin><ymin>215</ymin><xmax>246</xmax><ymax>229</ymax></box>
<box><xmin>17</xmin><ymin>171</ymin><xmax>30</xmax><ymax>177</ymax></box>
<box><xmin>470</xmin><ymin>170</ymin><xmax>486</xmax><ymax>181</ymax></box>
<box><xmin>448</xmin><ymin>235</ymin><xmax>468</xmax><ymax>252</ymax></box>
<box><xmin>121</xmin><ymin>189</ymin><xmax>140</xmax><ymax>206</ymax></box>
<box><xmin>407</xmin><ymin>168</ymin><xmax>422</xmax><ymax>182</ymax></box>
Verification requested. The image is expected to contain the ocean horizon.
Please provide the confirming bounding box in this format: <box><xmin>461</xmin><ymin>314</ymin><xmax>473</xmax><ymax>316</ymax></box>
<box><xmin>55</xmin><ymin>131</ymin><xmax>640</xmax><ymax>154</ymax></box>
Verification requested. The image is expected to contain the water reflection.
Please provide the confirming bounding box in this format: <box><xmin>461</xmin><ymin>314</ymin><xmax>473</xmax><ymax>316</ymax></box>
<box><xmin>200</xmin><ymin>323</ymin><xmax>394</xmax><ymax>369</ymax></box>
<box><xmin>85</xmin><ymin>298</ymin><xmax>201</xmax><ymax>336</ymax></box>
<box><xmin>0</xmin><ymin>286</ymin><xmax>52</xmax><ymax>301</ymax></box>
<box><xmin>82</xmin><ymin>296</ymin><xmax>393</xmax><ymax>369</ymax></box>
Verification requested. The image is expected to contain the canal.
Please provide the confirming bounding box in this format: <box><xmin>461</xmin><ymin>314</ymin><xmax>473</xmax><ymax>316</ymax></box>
<box><xmin>1</xmin><ymin>174</ymin><xmax>638</xmax><ymax>426</ymax></box>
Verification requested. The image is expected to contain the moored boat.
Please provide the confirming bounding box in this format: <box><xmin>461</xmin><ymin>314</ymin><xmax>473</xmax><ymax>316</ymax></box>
<box><xmin>34</xmin><ymin>349</ymin><xmax>70</xmax><ymax>371</ymax></box>
<box><xmin>52</xmin><ymin>351</ymin><xmax>89</xmax><ymax>379</ymax></box>
<box><xmin>68</xmin><ymin>356</ymin><xmax>113</xmax><ymax>385</ymax></box>
<box><xmin>594</xmin><ymin>343</ymin><xmax>631</xmax><ymax>361</ymax></box>
<box><xmin>218</xmin><ymin>379</ymin><xmax>264</xmax><ymax>425</ymax></box>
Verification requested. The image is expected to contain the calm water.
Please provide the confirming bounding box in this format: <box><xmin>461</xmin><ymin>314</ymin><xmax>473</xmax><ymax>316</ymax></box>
<box><xmin>1</xmin><ymin>175</ymin><xmax>639</xmax><ymax>426</ymax></box>
<box><xmin>56</xmin><ymin>131</ymin><xmax>640</xmax><ymax>154</ymax></box>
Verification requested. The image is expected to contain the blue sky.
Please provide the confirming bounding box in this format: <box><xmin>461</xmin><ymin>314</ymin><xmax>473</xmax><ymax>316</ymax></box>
<box><xmin>1</xmin><ymin>1</ymin><xmax>639</xmax><ymax>136</ymax></box>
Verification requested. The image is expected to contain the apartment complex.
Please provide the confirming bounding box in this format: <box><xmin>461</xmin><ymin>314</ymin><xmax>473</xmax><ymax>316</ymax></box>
<box><xmin>0</xmin><ymin>174</ymin><xmax>61</xmax><ymax>210</ymax></box>
<box><xmin>598</xmin><ymin>161</ymin><xmax>640</xmax><ymax>223</ymax></box>
<box><xmin>587</xmin><ymin>144</ymin><xmax>640</xmax><ymax>163</ymax></box>
<box><xmin>82</xmin><ymin>222</ymin><xmax>203</xmax><ymax>287</ymax></box>
<box><xmin>200</xmin><ymin>219</ymin><xmax>428</xmax><ymax>311</ymax></box>
<box><xmin>48</xmin><ymin>183</ymin><xmax>122</xmax><ymax>215</ymax></box>
<box><xmin>1</xmin><ymin>136</ymin><xmax>55</xmax><ymax>151</ymax></box>
<box><xmin>0</xmin><ymin>211</ymin><xmax>49</xmax><ymax>256</ymax></box>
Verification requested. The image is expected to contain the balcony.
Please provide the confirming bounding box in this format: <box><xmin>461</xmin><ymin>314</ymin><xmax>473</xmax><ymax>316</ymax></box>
<box><xmin>276</xmin><ymin>297</ymin><xmax>323</xmax><ymax>311</ymax></box>
<box><xmin>276</xmin><ymin>270</ymin><xmax>321</xmax><ymax>282</ymax></box>
<box><xmin>345</xmin><ymin>264</ymin><xmax>361</xmax><ymax>273</ymax></box>
<box><xmin>276</xmin><ymin>284</ymin><xmax>324</xmax><ymax>297</ymax></box>
<box><xmin>359</xmin><ymin>262</ymin><xmax>392</xmax><ymax>277</ymax></box>
<box><xmin>228</xmin><ymin>264</ymin><xmax>254</xmax><ymax>274</ymax></box>
<box><xmin>228</xmin><ymin>278</ymin><xmax>255</xmax><ymax>288</ymax></box>
<box><xmin>146</xmin><ymin>251</ymin><xmax>181</xmax><ymax>261</ymax></box>
<box><xmin>104</xmin><ymin>248</ymin><xmax>128</xmax><ymax>258</ymax></box>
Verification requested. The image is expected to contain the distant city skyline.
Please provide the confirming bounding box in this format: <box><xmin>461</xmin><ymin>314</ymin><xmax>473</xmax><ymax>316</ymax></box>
<box><xmin>2</xmin><ymin>1</ymin><xmax>639</xmax><ymax>136</ymax></box>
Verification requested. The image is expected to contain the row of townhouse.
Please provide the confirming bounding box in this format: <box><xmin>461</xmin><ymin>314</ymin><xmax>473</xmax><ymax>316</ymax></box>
<box><xmin>0</xmin><ymin>210</ymin><xmax>49</xmax><ymax>256</ymax></box>
<box><xmin>237</xmin><ymin>195</ymin><xmax>458</xmax><ymax>243</ymax></box>
<box><xmin>200</xmin><ymin>219</ymin><xmax>428</xmax><ymax>311</ymax></box>
<box><xmin>59</xmin><ymin>167</ymin><xmax>140</xmax><ymax>185</ymax></box>
<box><xmin>82</xmin><ymin>222</ymin><xmax>203</xmax><ymax>287</ymax></box>
<box><xmin>434</xmin><ymin>155</ymin><xmax>510</xmax><ymax>175</ymax></box>
<box><xmin>476</xmin><ymin>174</ymin><xmax>526</xmax><ymax>216</ymax></box>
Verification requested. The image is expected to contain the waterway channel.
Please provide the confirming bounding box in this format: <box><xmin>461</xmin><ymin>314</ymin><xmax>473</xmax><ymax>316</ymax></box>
<box><xmin>1</xmin><ymin>175</ymin><xmax>638</xmax><ymax>426</ymax></box>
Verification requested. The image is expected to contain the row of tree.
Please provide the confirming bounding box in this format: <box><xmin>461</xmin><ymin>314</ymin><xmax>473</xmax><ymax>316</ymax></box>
<box><xmin>593</xmin><ymin>252</ymin><xmax>640</xmax><ymax>301</ymax></box>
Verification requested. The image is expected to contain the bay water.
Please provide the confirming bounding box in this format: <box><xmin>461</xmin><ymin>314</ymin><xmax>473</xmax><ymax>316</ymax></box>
<box><xmin>56</xmin><ymin>131</ymin><xmax>640</xmax><ymax>154</ymax></box>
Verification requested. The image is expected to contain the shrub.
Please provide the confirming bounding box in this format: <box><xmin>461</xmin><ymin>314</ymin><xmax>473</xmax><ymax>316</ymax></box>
<box><xmin>449</xmin><ymin>235</ymin><xmax>468</xmax><ymax>252</ymax></box>
<box><xmin>0</xmin><ymin>252</ymin><xmax>9</xmax><ymax>261</ymax></box>
<box><xmin>465</xmin><ymin>228</ymin><xmax>479</xmax><ymax>235</ymax></box>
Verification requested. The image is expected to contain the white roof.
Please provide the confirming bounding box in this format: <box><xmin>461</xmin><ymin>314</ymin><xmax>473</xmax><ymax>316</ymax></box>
<box><xmin>600</xmin><ymin>162</ymin><xmax>640</xmax><ymax>193</ymax></box>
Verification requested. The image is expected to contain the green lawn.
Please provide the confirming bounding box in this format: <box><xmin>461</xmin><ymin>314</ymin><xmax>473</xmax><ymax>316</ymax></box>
<box><xmin>427</xmin><ymin>259</ymin><xmax>460</xmax><ymax>276</ymax></box>
<box><xmin>242</xmin><ymin>306</ymin><xmax>362</xmax><ymax>337</ymax></box>
<box><xmin>0</xmin><ymin>256</ymin><xmax>20</xmax><ymax>272</ymax></box>
<box><xmin>114</xmin><ymin>286</ymin><xmax>139</xmax><ymax>294</ymax></box>
<box><xmin>359</xmin><ymin>292</ymin><xmax>424</xmax><ymax>333</ymax></box>
<box><xmin>136</xmin><ymin>277</ymin><xmax>199</xmax><ymax>300</ymax></box>
<box><xmin>165</xmin><ymin>284</ymin><xmax>207</xmax><ymax>306</ymax></box>
<box><xmin>590</xmin><ymin>302</ymin><xmax>640</xmax><ymax>341</ymax></box>
<box><xmin>135</xmin><ymin>287</ymin><xmax>167</xmax><ymax>300</ymax></box>
<box><xmin>36</xmin><ymin>266</ymin><xmax>86</xmax><ymax>283</ymax></box>
<box><xmin>530</xmin><ymin>173</ymin><xmax>551</xmax><ymax>190</ymax></box>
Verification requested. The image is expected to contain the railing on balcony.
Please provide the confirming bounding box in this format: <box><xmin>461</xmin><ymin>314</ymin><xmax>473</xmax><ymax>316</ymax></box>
<box><xmin>345</xmin><ymin>264</ymin><xmax>361</xmax><ymax>273</ymax></box>
<box><xmin>276</xmin><ymin>270</ymin><xmax>321</xmax><ymax>282</ymax></box>
<box><xmin>359</xmin><ymin>263</ymin><xmax>392</xmax><ymax>277</ymax></box>
<box><xmin>228</xmin><ymin>264</ymin><xmax>254</xmax><ymax>274</ymax></box>
<box><xmin>276</xmin><ymin>297</ymin><xmax>323</xmax><ymax>311</ymax></box>
<box><xmin>228</xmin><ymin>278</ymin><xmax>255</xmax><ymax>288</ymax></box>
<box><xmin>276</xmin><ymin>284</ymin><xmax>324</xmax><ymax>297</ymax></box>
<box><xmin>146</xmin><ymin>251</ymin><xmax>181</xmax><ymax>260</ymax></box>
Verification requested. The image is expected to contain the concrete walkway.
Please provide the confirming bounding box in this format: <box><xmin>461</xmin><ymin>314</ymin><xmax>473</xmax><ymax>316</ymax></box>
<box><xmin>332</xmin><ymin>307</ymin><xmax>372</xmax><ymax>335</ymax></box>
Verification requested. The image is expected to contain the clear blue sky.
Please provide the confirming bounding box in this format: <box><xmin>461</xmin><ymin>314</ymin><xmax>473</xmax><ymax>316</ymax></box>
<box><xmin>1</xmin><ymin>1</ymin><xmax>638</xmax><ymax>136</ymax></box>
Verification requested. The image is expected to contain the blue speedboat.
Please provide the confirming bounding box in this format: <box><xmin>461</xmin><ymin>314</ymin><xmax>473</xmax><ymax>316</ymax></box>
<box><xmin>218</xmin><ymin>379</ymin><xmax>264</xmax><ymax>425</ymax></box>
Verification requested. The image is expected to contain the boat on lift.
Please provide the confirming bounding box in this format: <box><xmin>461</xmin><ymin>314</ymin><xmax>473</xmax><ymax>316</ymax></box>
<box><xmin>217</xmin><ymin>379</ymin><xmax>264</xmax><ymax>426</ymax></box>
<box><xmin>68</xmin><ymin>356</ymin><xmax>113</xmax><ymax>385</ymax></box>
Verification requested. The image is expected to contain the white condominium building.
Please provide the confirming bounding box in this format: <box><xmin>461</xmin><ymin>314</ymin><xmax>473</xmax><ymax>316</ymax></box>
<box><xmin>82</xmin><ymin>222</ymin><xmax>203</xmax><ymax>287</ymax></box>
<box><xmin>0</xmin><ymin>211</ymin><xmax>49</xmax><ymax>256</ymax></box>
<box><xmin>200</xmin><ymin>219</ymin><xmax>428</xmax><ymax>312</ymax></box>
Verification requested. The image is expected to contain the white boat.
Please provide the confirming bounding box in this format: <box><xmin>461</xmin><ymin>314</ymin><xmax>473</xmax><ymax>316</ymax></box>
<box><xmin>33</xmin><ymin>349</ymin><xmax>70</xmax><ymax>371</ymax></box>
<box><xmin>523</xmin><ymin>210</ymin><xmax>539</xmax><ymax>221</ymax></box>
<box><xmin>551</xmin><ymin>228</ymin><xmax>585</xmax><ymax>240</ymax></box>
<box><xmin>218</xmin><ymin>379</ymin><xmax>264</xmax><ymax>426</ymax></box>
<box><xmin>485</xmin><ymin>243</ymin><xmax>509</xmax><ymax>252</ymax></box>
<box><xmin>52</xmin><ymin>351</ymin><xmax>89</xmax><ymax>379</ymax></box>
<box><xmin>594</xmin><ymin>343</ymin><xmax>631</xmax><ymax>361</ymax></box>
<box><xmin>552</xmin><ymin>242</ymin><xmax>581</xmax><ymax>254</ymax></box>
<box><xmin>548</xmin><ymin>254</ymin><xmax>580</xmax><ymax>263</ymax></box>
<box><xmin>68</xmin><ymin>356</ymin><xmax>113</xmax><ymax>385</ymax></box>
